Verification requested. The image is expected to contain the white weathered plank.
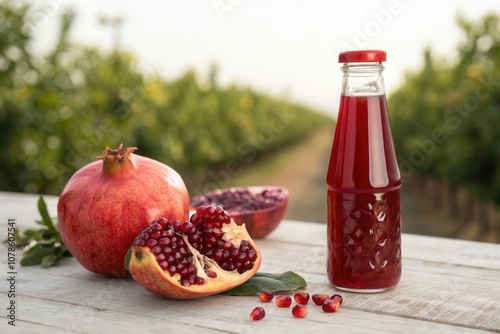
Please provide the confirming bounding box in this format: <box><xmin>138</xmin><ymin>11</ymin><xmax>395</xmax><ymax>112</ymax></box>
<box><xmin>1</xmin><ymin>191</ymin><xmax>499</xmax><ymax>333</ymax></box>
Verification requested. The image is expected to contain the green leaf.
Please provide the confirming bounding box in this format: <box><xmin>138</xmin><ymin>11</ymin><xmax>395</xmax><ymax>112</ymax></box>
<box><xmin>37</xmin><ymin>196</ymin><xmax>57</xmax><ymax>235</ymax></box>
<box><xmin>20</xmin><ymin>246</ymin><xmax>54</xmax><ymax>266</ymax></box>
<box><xmin>224</xmin><ymin>271</ymin><xmax>307</xmax><ymax>296</ymax></box>
<box><xmin>41</xmin><ymin>254</ymin><xmax>58</xmax><ymax>267</ymax></box>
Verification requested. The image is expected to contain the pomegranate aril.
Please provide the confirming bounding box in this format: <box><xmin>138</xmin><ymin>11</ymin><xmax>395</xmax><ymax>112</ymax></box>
<box><xmin>179</xmin><ymin>267</ymin><xmax>190</xmax><ymax>277</ymax></box>
<box><xmin>146</xmin><ymin>239</ymin><xmax>158</xmax><ymax>247</ymax></box>
<box><xmin>172</xmin><ymin>220</ymin><xmax>182</xmax><ymax>231</ymax></box>
<box><xmin>177</xmin><ymin>238</ymin><xmax>186</xmax><ymax>247</ymax></box>
<box><xmin>168</xmin><ymin>265</ymin><xmax>176</xmax><ymax>275</ymax></box>
<box><xmin>151</xmin><ymin>222</ymin><xmax>162</xmax><ymax>231</ymax></box>
<box><xmin>213</xmin><ymin>228</ymin><xmax>223</xmax><ymax>238</ymax></box>
<box><xmin>331</xmin><ymin>294</ymin><xmax>343</xmax><ymax>306</ymax></box>
<box><xmin>222</xmin><ymin>241</ymin><xmax>232</xmax><ymax>250</ymax></box>
<box><xmin>187</xmin><ymin>265</ymin><xmax>196</xmax><ymax>275</ymax></box>
<box><xmin>243</xmin><ymin>260</ymin><xmax>253</xmax><ymax>270</ymax></box>
<box><xmin>206</xmin><ymin>271</ymin><xmax>217</xmax><ymax>278</ymax></box>
<box><xmin>150</xmin><ymin>231</ymin><xmax>161</xmax><ymax>239</ymax></box>
<box><xmin>259</xmin><ymin>290</ymin><xmax>274</xmax><ymax>302</ymax></box>
<box><xmin>158</xmin><ymin>238</ymin><xmax>171</xmax><ymax>246</ymax></box>
<box><xmin>247</xmin><ymin>250</ymin><xmax>257</xmax><ymax>261</ymax></box>
<box><xmin>292</xmin><ymin>304</ymin><xmax>308</xmax><ymax>318</ymax></box>
<box><xmin>322</xmin><ymin>299</ymin><xmax>340</xmax><ymax>313</ymax></box>
<box><xmin>181</xmin><ymin>221</ymin><xmax>194</xmax><ymax>233</ymax></box>
<box><xmin>206</xmin><ymin>235</ymin><xmax>217</xmax><ymax>246</ymax></box>
<box><xmin>275</xmin><ymin>295</ymin><xmax>292</xmax><ymax>308</ymax></box>
<box><xmin>163</xmin><ymin>228</ymin><xmax>174</xmax><ymax>238</ymax></box>
<box><xmin>294</xmin><ymin>292</ymin><xmax>310</xmax><ymax>305</ymax></box>
<box><xmin>311</xmin><ymin>294</ymin><xmax>329</xmax><ymax>305</ymax></box>
<box><xmin>213</xmin><ymin>249</ymin><xmax>223</xmax><ymax>261</ymax></box>
<box><xmin>151</xmin><ymin>245</ymin><xmax>162</xmax><ymax>255</ymax></box>
<box><xmin>250</xmin><ymin>307</ymin><xmax>265</xmax><ymax>321</ymax></box>
<box><xmin>159</xmin><ymin>261</ymin><xmax>168</xmax><ymax>270</ymax></box>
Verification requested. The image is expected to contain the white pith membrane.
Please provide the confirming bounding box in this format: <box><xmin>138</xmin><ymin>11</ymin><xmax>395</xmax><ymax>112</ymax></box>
<box><xmin>173</xmin><ymin>222</ymin><xmax>250</xmax><ymax>284</ymax></box>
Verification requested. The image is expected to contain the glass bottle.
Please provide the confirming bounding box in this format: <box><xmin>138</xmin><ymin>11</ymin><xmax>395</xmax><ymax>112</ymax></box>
<box><xmin>326</xmin><ymin>50</ymin><xmax>402</xmax><ymax>293</ymax></box>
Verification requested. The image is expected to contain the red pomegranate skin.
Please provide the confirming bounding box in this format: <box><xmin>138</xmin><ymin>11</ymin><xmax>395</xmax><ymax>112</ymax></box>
<box><xmin>57</xmin><ymin>146</ymin><xmax>190</xmax><ymax>277</ymax></box>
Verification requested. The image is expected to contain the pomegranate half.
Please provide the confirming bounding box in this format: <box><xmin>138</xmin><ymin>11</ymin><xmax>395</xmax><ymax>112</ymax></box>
<box><xmin>191</xmin><ymin>186</ymin><xmax>288</xmax><ymax>238</ymax></box>
<box><xmin>57</xmin><ymin>145</ymin><xmax>190</xmax><ymax>277</ymax></box>
<box><xmin>126</xmin><ymin>205</ymin><xmax>261</xmax><ymax>299</ymax></box>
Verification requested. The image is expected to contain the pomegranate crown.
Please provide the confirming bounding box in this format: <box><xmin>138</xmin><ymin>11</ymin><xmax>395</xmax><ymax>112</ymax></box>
<box><xmin>97</xmin><ymin>144</ymin><xmax>138</xmax><ymax>174</ymax></box>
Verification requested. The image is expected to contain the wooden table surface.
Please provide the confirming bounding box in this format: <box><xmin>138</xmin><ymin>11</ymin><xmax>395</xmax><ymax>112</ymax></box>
<box><xmin>1</xmin><ymin>191</ymin><xmax>499</xmax><ymax>333</ymax></box>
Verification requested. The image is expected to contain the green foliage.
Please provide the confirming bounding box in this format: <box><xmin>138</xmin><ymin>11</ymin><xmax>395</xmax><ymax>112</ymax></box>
<box><xmin>0</xmin><ymin>2</ymin><xmax>332</xmax><ymax>196</ymax></box>
<box><xmin>389</xmin><ymin>13</ymin><xmax>500</xmax><ymax>203</ymax></box>
<box><xmin>15</xmin><ymin>196</ymin><xmax>71</xmax><ymax>267</ymax></box>
<box><xmin>224</xmin><ymin>271</ymin><xmax>307</xmax><ymax>296</ymax></box>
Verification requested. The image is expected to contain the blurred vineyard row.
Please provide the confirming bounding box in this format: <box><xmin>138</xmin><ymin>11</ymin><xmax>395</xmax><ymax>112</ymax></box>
<box><xmin>0</xmin><ymin>2</ymin><xmax>332</xmax><ymax>196</ymax></box>
<box><xmin>389</xmin><ymin>13</ymin><xmax>500</xmax><ymax>206</ymax></box>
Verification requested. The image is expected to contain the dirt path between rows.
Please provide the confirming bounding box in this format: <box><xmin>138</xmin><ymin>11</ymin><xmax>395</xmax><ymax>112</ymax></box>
<box><xmin>228</xmin><ymin>126</ymin><xmax>333</xmax><ymax>224</ymax></box>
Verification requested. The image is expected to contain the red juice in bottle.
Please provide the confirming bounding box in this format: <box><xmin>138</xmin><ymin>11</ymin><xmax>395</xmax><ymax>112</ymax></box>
<box><xmin>327</xmin><ymin>50</ymin><xmax>402</xmax><ymax>292</ymax></box>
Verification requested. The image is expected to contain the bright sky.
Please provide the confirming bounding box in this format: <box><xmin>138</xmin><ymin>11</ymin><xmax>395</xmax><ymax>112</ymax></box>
<box><xmin>30</xmin><ymin>0</ymin><xmax>500</xmax><ymax>117</ymax></box>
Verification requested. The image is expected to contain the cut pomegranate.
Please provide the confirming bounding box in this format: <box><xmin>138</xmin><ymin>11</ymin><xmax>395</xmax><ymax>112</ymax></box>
<box><xmin>294</xmin><ymin>292</ymin><xmax>310</xmax><ymax>305</ymax></box>
<box><xmin>126</xmin><ymin>206</ymin><xmax>262</xmax><ymax>299</ymax></box>
<box><xmin>331</xmin><ymin>294</ymin><xmax>343</xmax><ymax>306</ymax></box>
<box><xmin>322</xmin><ymin>299</ymin><xmax>340</xmax><ymax>313</ymax></box>
<box><xmin>250</xmin><ymin>307</ymin><xmax>266</xmax><ymax>321</ymax></box>
<box><xmin>191</xmin><ymin>186</ymin><xmax>289</xmax><ymax>238</ymax></box>
<box><xmin>292</xmin><ymin>304</ymin><xmax>308</xmax><ymax>318</ymax></box>
<box><xmin>311</xmin><ymin>294</ymin><xmax>330</xmax><ymax>305</ymax></box>
<box><xmin>275</xmin><ymin>295</ymin><xmax>292</xmax><ymax>308</ymax></box>
<box><xmin>259</xmin><ymin>290</ymin><xmax>274</xmax><ymax>302</ymax></box>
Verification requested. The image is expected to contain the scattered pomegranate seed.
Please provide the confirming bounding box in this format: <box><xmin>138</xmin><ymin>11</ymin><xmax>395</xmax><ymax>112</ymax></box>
<box><xmin>275</xmin><ymin>295</ymin><xmax>292</xmax><ymax>308</ymax></box>
<box><xmin>249</xmin><ymin>307</ymin><xmax>265</xmax><ymax>321</ymax></box>
<box><xmin>292</xmin><ymin>304</ymin><xmax>308</xmax><ymax>318</ymax></box>
<box><xmin>311</xmin><ymin>294</ymin><xmax>329</xmax><ymax>305</ymax></box>
<box><xmin>331</xmin><ymin>294</ymin><xmax>343</xmax><ymax>306</ymax></box>
<box><xmin>322</xmin><ymin>299</ymin><xmax>340</xmax><ymax>313</ymax></box>
<box><xmin>259</xmin><ymin>290</ymin><xmax>274</xmax><ymax>302</ymax></box>
<box><xmin>294</xmin><ymin>292</ymin><xmax>310</xmax><ymax>305</ymax></box>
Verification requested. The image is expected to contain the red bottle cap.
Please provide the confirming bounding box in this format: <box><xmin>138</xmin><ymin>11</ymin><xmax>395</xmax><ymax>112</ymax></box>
<box><xmin>338</xmin><ymin>50</ymin><xmax>386</xmax><ymax>63</ymax></box>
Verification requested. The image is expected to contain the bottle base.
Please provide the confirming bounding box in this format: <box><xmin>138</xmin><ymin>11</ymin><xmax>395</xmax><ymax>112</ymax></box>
<box><xmin>332</xmin><ymin>285</ymin><xmax>395</xmax><ymax>294</ymax></box>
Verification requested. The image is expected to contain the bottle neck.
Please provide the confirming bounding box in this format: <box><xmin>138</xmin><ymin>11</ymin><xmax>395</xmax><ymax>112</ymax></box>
<box><xmin>341</xmin><ymin>63</ymin><xmax>385</xmax><ymax>96</ymax></box>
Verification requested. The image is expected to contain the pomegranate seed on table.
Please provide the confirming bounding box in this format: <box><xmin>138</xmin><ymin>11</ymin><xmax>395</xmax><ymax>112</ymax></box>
<box><xmin>294</xmin><ymin>292</ymin><xmax>310</xmax><ymax>305</ymax></box>
<box><xmin>292</xmin><ymin>304</ymin><xmax>308</xmax><ymax>318</ymax></box>
<box><xmin>259</xmin><ymin>290</ymin><xmax>274</xmax><ymax>302</ymax></box>
<box><xmin>275</xmin><ymin>295</ymin><xmax>292</xmax><ymax>308</ymax></box>
<box><xmin>322</xmin><ymin>299</ymin><xmax>340</xmax><ymax>313</ymax></box>
<box><xmin>330</xmin><ymin>294</ymin><xmax>343</xmax><ymax>305</ymax></box>
<box><xmin>311</xmin><ymin>294</ymin><xmax>330</xmax><ymax>305</ymax></box>
<box><xmin>249</xmin><ymin>307</ymin><xmax>266</xmax><ymax>321</ymax></box>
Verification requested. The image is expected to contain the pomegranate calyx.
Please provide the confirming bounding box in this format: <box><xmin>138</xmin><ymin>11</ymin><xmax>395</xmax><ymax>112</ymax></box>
<box><xmin>97</xmin><ymin>144</ymin><xmax>138</xmax><ymax>175</ymax></box>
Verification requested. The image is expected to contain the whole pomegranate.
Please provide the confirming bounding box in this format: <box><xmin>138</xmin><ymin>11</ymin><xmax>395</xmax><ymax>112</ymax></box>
<box><xmin>126</xmin><ymin>205</ymin><xmax>261</xmax><ymax>299</ymax></box>
<box><xmin>57</xmin><ymin>145</ymin><xmax>190</xmax><ymax>277</ymax></box>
